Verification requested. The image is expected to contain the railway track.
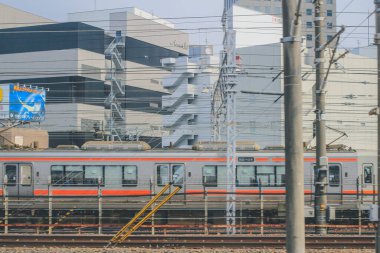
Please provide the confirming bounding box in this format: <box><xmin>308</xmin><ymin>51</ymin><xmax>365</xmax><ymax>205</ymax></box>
<box><xmin>0</xmin><ymin>234</ymin><xmax>375</xmax><ymax>249</ymax></box>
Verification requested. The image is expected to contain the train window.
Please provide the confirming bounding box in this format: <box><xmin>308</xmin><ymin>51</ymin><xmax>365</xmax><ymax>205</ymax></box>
<box><xmin>5</xmin><ymin>165</ymin><xmax>17</xmax><ymax>186</ymax></box>
<box><xmin>237</xmin><ymin>165</ymin><xmax>255</xmax><ymax>187</ymax></box>
<box><xmin>157</xmin><ymin>165</ymin><xmax>170</xmax><ymax>186</ymax></box>
<box><xmin>84</xmin><ymin>165</ymin><xmax>104</xmax><ymax>185</ymax></box>
<box><xmin>172</xmin><ymin>164</ymin><xmax>184</xmax><ymax>186</ymax></box>
<box><xmin>203</xmin><ymin>166</ymin><xmax>217</xmax><ymax>187</ymax></box>
<box><xmin>363</xmin><ymin>164</ymin><xmax>373</xmax><ymax>184</ymax></box>
<box><xmin>105</xmin><ymin>165</ymin><xmax>122</xmax><ymax>185</ymax></box>
<box><xmin>123</xmin><ymin>165</ymin><xmax>138</xmax><ymax>186</ymax></box>
<box><xmin>256</xmin><ymin>166</ymin><xmax>275</xmax><ymax>187</ymax></box>
<box><xmin>20</xmin><ymin>165</ymin><xmax>32</xmax><ymax>186</ymax></box>
<box><xmin>329</xmin><ymin>165</ymin><xmax>341</xmax><ymax>187</ymax></box>
<box><xmin>275</xmin><ymin>166</ymin><xmax>285</xmax><ymax>187</ymax></box>
<box><xmin>65</xmin><ymin>165</ymin><xmax>84</xmax><ymax>185</ymax></box>
<box><xmin>51</xmin><ymin>166</ymin><xmax>64</xmax><ymax>185</ymax></box>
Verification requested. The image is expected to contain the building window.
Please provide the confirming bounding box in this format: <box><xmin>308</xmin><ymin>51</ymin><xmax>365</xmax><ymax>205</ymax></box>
<box><xmin>326</xmin><ymin>0</ymin><xmax>333</xmax><ymax>4</ymax></box>
<box><xmin>306</xmin><ymin>9</ymin><xmax>313</xmax><ymax>16</ymax></box>
<box><xmin>306</xmin><ymin>34</ymin><xmax>313</xmax><ymax>41</ymax></box>
<box><xmin>326</xmin><ymin>22</ymin><xmax>333</xmax><ymax>29</ymax></box>
<box><xmin>327</xmin><ymin>10</ymin><xmax>333</xmax><ymax>17</ymax></box>
<box><xmin>305</xmin><ymin>0</ymin><xmax>312</xmax><ymax>2</ymax></box>
<box><xmin>327</xmin><ymin>35</ymin><xmax>333</xmax><ymax>41</ymax></box>
<box><xmin>203</xmin><ymin>166</ymin><xmax>217</xmax><ymax>187</ymax></box>
<box><xmin>306</xmin><ymin>22</ymin><xmax>313</xmax><ymax>28</ymax></box>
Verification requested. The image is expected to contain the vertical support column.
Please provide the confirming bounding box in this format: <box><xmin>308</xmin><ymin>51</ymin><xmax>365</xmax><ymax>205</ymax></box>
<box><xmin>226</xmin><ymin>89</ymin><xmax>237</xmax><ymax>235</ymax></box>
<box><xmin>239</xmin><ymin>201</ymin><xmax>243</xmax><ymax>234</ymax></box>
<box><xmin>98</xmin><ymin>178</ymin><xmax>102</xmax><ymax>235</ymax></box>
<box><xmin>204</xmin><ymin>189</ymin><xmax>208</xmax><ymax>235</ymax></box>
<box><xmin>3</xmin><ymin>176</ymin><xmax>8</xmax><ymax>235</ymax></box>
<box><xmin>282</xmin><ymin>0</ymin><xmax>305</xmax><ymax>252</ymax></box>
<box><xmin>150</xmin><ymin>177</ymin><xmax>155</xmax><ymax>235</ymax></box>
<box><xmin>374</xmin><ymin>174</ymin><xmax>376</xmax><ymax>205</ymax></box>
<box><xmin>375</xmin><ymin>1</ymin><xmax>380</xmax><ymax>251</ymax></box>
<box><xmin>314</xmin><ymin>0</ymin><xmax>328</xmax><ymax>235</ymax></box>
<box><xmin>48</xmin><ymin>176</ymin><xmax>52</xmax><ymax>235</ymax></box>
<box><xmin>259</xmin><ymin>181</ymin><xmax>264</xmax><ymax>235</ymax></box>
<box><xmin>358</xmin><ymin>204</ymin><xmax>362</xmax><ymax>235</ymax></box>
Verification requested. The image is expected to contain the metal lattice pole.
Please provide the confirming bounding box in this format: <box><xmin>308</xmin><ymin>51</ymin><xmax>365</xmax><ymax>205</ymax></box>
<box><xmin>222</xmin><ymin>0</ymin><xmax>238</xmax><ymax>235</ymax></box>
<box><xmin>226</xmin><ymin>90</ymin><xmax>237</xmax><ymax>235</ymax></box>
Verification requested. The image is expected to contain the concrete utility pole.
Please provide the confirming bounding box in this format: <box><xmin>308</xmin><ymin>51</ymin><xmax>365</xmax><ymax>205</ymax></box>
<box><xmin>375</xmin><ymin>1</ymin><xmax>380</xmax><ymax>252</ymax></box>
<box><xmin>282</xmin><ymin>0</ymin><xmax>305</xmax><ymax>252</ymax></box>
<box><xmin>314</xmin><ymin>0</ymin><xmax>328</xmax><ymax>235</ymax></box>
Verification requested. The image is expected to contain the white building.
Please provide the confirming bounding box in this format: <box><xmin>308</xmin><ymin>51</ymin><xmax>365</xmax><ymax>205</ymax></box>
<box><xmin>236</xmin><ymin>0</ymin><xmax>337</xmax><ymax>48</ymax></box>
<box><xmin>235</xmin><ymin>42</ymin><xmax>377</xmax><ymax>151</ymax></box>
<box><xmin>161</xmin><ymin>46</ymin><xmax>219</xmax><ymax>148</ymax></box>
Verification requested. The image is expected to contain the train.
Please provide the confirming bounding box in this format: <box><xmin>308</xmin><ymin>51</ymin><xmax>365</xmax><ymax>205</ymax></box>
<box><xmin>0</xmin><ymin>142</ymin><xmax>377</xmax><ymax>225</ymax></box>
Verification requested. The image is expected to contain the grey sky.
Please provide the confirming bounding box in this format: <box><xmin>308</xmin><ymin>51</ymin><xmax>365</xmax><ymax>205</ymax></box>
<box><xmin>0</xmin><ymin>0</ymin><xmax>375</xmax><ymax>48</ymax></box>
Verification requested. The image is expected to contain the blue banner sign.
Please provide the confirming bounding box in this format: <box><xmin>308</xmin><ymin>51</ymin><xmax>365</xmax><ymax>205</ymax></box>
<box><xmin>9</xmin><ymin>84</ymin><xmax>46</xmax><ymax>122</ymax></box>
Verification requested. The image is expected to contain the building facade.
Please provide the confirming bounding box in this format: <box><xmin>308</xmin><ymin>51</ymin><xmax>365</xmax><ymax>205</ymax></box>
<box><xmin>161</xmin><ymin>46</ymin><xmax>219</xmax><ymax>148</ymax></box>
<box><xmin>237</xmin><ymin>0</ymin><xmax>337</xmax><ymax>48</ymax></box>
<box><xmin>0</xmin><ymin>5</ymin><xmax>189</xmax><ymax>147</ymax></box>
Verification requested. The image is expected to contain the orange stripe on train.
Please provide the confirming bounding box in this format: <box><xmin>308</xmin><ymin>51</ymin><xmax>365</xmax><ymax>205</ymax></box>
<box><xmin>0</xmin><ymin>157</ymin><xmax>227</xmax><ymax>162</ymax></box>
<box><xmin>32</xmin><ymin>189</ymin><xmax>315</xmax><ymax>196</ymax></box>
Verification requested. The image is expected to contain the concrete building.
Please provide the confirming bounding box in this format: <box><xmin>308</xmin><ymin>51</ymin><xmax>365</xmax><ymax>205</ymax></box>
<box><xmin>0</xmin><ymin>5</ymin><xmax>189</xmax><ymax>147</ymax></box>
<box><xmin>0</xmin><ymin>3</ymin><xmax>55</xmax><ymax>29</ymax></box>
<box><xmin>161</xmin><ymin>45</ymin><xmax>219</xmax><ymax>148</ymax></box>
<box><xmin>69</xmin><ymin>8</ymin><xmax>189</xmax><ymax>147</ymax></box>
<box><xmin>236</xmin><ymin>42</ymin><xmax>377</xmax><ymax>151</ymax></box>
<box><xmin>236</xmin><ymin>0</ymin><xmax>337</xmax><ymax>48</ymax></box>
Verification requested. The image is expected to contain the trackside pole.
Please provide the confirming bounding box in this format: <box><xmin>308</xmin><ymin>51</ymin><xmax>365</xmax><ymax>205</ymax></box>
<box><xmin>282</xmin><ymin>0</ymin><xmax>305</xmax><ymax>252</ymax></box>
<box><xmin>375</xmin><ymin>1</ymin><xmax>380</xmax><ymax>252</ymax></box>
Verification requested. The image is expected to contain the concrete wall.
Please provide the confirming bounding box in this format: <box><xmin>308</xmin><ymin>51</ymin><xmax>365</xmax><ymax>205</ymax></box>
<box><xmin>236</xmin><ymin>43</ymin><xmax>284</xmax><ymax>147</ymax></box>
<box><xmin>0</xmin><ymin>128</ymin><xmax>49</xmax><ymax>148</ymax></box>
<box><xmin>41</xmin><ymin>103</ymin><xmax>105</xmax><ymax>132</ymax></box>
<box><xmin>0</xmin><ymin>3</ymin><xmax>55</xmax><ymax>29</ymax></box>
<box><xmin>0</xmin><ymin>49</ymin><xmax>104</xmax><ymax>81</ymax></box>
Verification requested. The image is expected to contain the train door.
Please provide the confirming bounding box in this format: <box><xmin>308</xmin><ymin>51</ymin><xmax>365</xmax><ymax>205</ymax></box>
<box><xmin>3</xmin><ymin>163</ymin><xmax>33</xmax><ymax>197</ymax></box>
<box><xmin>155</xmin><ymin>163</ymin><xmax>185</xmax><ymax>202</ymax></box>
<box><xmin>327</xmin><ymin>164</ymin><xmax>342</xmax><ymax>203</ymax></box>
<box><xmin>310</xmin><ymin>163</ymin><xmax>342</xmax><ymax>204</ymax></box>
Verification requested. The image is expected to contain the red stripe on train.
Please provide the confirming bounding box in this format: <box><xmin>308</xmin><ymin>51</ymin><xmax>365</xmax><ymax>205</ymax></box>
<box><xmin>0</xmin><ymin>157</ymin><xmax>227</xmax><ymax>162</ymax></box>
<box><xmin>32</xmin><ymin>189</ymin><xmax>315</xmax><ymax>196</ymax></box>
<box><xmin>34</xmin><ymin>189</ymin><xmax>151</xmax><ymax>196</ymax></box>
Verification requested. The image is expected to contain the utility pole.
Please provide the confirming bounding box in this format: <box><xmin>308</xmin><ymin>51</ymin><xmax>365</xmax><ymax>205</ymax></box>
<box><xmin>222</xmin><ymin>0</ymin><xmax>238</xmax><ymax>235</ymax></box>
<box><xmin>282</xmin><ymin>0</ymin><xmax>305</xmax><ymax>252</ymax></box>
<box><xmin>375</xmin><ymin>1</ymin><xmax>380</xmax><ymax>252</ymax></box>
<box><xmin>314</xmin><ymin>0</ymin><xmax>328</xmax><ymax>235</ymax></box>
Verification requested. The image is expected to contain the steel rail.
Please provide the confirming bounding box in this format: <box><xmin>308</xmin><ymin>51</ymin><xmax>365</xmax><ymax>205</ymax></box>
<box><xmin>0</xmin><ymin>235</ymin><xmax>374</xmax><ymax>249</ymax></box>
